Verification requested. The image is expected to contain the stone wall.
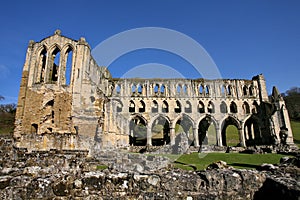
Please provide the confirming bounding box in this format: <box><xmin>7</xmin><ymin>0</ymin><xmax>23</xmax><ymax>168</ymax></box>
<box><xmin>0</xmin><ymin>138</ymin><xmax>299</xmax><ymax>199</ymax></box>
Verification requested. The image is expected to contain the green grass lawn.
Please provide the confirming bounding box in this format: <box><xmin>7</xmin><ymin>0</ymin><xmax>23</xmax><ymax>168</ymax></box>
<box><xmin>174</xmin><ymin>152</ymin><xmax>288</xmax><ymax>171</ymax></box>
<box><xmin>225</xmin><ymin>125</ymin><xmax>240</xmax><ymax>146</ymax></box>
<box><xmin>171</xmin><ymin>120</ymin><xmax>300</xmax><ymax>171</ymax></box>
<box><xmin>291</xmin><ymin>120</ymin><xmax>300</xmax><ymax>148</ymax></box>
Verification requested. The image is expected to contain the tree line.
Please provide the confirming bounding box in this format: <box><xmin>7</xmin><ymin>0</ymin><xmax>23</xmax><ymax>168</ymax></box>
<box><xmin>0</xmin><ymin>95</ymin><xmax>16</xmax><ymax>134</ymax></box>
<box><xmin>282</xmin><ymin>87</ymin><xmax>300</xmax><ymax>121</ymax></box>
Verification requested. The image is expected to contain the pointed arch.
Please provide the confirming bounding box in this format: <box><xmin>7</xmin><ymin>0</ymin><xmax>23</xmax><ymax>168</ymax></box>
<box><xmin>154</xmin><ymin>83</ymin><xmax>159</xmax><ymax>94</ymax></box>
<box><xmin>176</xmin><ymin>84</ymin><xmax>181</xmax><ymax>94</ymax></box>
<box><xmin>42</xmin><ymin>99</ymin><xmax>55</xmax><ymax>132</ymax></box>
<box><xmin>227</xmin><ymin>85</ymin><xmax>233</xmax><ymax>95</ymax></box>
<box><xmin>151</xmin><ymin>115</ymin><xmax>170</xmax><ymax>146</ymax></box>
<box><xmin>198</xmin><ymin>115</ymin><xmax>217</xmax><ymax>146</ymax></box>
<box><xmin>160</xmin><ymin>84</ymin><xmax>165</xmax><ymax>94</ymax></box>
<box><xmin>244</xmin><ymin>116</ymin><xmax>261</xmax><ymax>146</ymax></box>
<box><xmin>137</xmin><ymin>84</ymin><xmax>143</xmax><ymax>94</ymax></box>
<box><xmin>131</xmin><ymin>84</ymin><xmax>136</xmax><ymax>94</ymax></box>
<box><xmin>36</xmin><ymin>46</ymin><xmax>47</xmax><ymax>83</ymax></box>
<box><xmin>115</xmin><ymin>84</ymin><xmax>121</xmax><ymax>95</ymax></box>
<box><xmin>174</xmin><ymin>100</ymin><xmax>181</xmax><ymax>113</ymax></box>
<box><xmin>207</xmin><ymin>101</ymin><xmax>215</xmax><ymax>113</ymax></box>
<box><xmin>48</xmin><ymin>46</ymin><xmax>61</xmax><ymax>83</ymax></box>
<box><xmin>230</xmin><ymin>101</ymin><xmax>238</xmax><ymax>113</ymax></box>
<box><xmin>220</xmin><ymin>101</ymin><xmax>228</xmax><ymax>113</ymax></box>
<box><xmin>162</xmin><ymin>100</ymin><xmax>169</xmax><ymax>113</ymax></box>
<box><xmin>242</xmin><ymin>101</ymin><xmax>250</xmax><ymax>114</ymax></box>
<box><xmin>129</xmin><ymin>115</ymin><xmax>147</xmax><ymax>146</ymax></box>
<box><xmin>199</xmin><ymin>84</ymin><xmax>204</xmax><ymax>95</ymax></box>
<box><xmin>185</xmin><ymin>100</ymin><xmax>192</xmax><ymax>113</ymax></box>
<box><xmin>138</xmin><ymin>100</ymin><xmax>146</xmax><ymax>112</ymax></box>
<box><xmin>221</xmin><ymin>85</ymin><xmax>226</xmax><ymax>96</ymax></box>
<box><xmin>174</xmin><ymin>114</ymin><xmax>194</xmax><ymax>144</ymax></box>
<box><xmin>198</xmin><ymin>100</ymin><xmax>205</xmax><ymax>113</ymax></box>
<box><xmin>221</xmin><ymin>116</ymin><xmax>241</xmax><ymax>146</ymax></box>
<box><xmin>243</xmin><ymin>85</ymin><xmax>248</xmax><ymax>96</ymax></box>
<box><xmin>152</xmin><ymin>100</ymin><xmax>158</xmax><ymax>113</ymax></box>
<box><xmin>205</xmin><ymin>85</ymin><xmax>210</xmax><ymax>95</ymax></box>
<box><xmin>64</xmin><ymin>45</ymin><xmax>73</xmax><ymax>85</ymax></box>
<box><xmin>31</xmin><ymin>123</ymin><xmax>38</xmax><ymax>134</ymax></box>
<box><xmin>252</xmin><ymin>101</ymin><xmax>259</xmax><ymax>114</ymax></box>
<box><xmin>249</xmin><ymin>86</ymin><xmax>254</xmax><ymax>96</ymax></box>
<box><xmin>45</xmin><ymin>99</ymin><xmax>54</xmax><ymax>107</ymax></box>
<box><xmin>129</xmin><ymin>100</ymin><xmax>135</xmax><ymax>113</ymax></box>
<box><xmin>183</xmin><ymin>84</ymin><xmax>188</xmax><ymax>94</ymax></box>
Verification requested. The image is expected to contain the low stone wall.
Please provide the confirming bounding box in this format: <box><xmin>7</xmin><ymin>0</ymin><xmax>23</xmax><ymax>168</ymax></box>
<box><xmin>0</xmin><ymin>138</ymin><xmax>299</xmax><ymax>199</ymax></box>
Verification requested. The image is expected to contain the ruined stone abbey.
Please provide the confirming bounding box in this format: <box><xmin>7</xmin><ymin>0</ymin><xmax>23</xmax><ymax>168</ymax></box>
<box><xmin>14</xmin><ymin>30</ymin><xmax>294</xmax><ymax>153</ymax></box>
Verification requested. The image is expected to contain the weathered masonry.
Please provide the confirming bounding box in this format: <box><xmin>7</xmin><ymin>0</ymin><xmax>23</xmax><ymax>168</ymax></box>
<box><xmin>14</xmin><ymin>30</ymin><xmax>294</xmax><ymax>152</ymax></box>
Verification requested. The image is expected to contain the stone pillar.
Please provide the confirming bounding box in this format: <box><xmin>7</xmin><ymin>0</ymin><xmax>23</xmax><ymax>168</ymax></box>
<box><xmin>149</xmin><ymin>84</ymin><xmax>153</xmax><ymax>96</ymax></box>
<box><xmin>239</xmin><ymin>128</ymin><xmax>246</xmax><ymax>147</ymax></box>
<box><xmin>142</xmin><ymin>84</ymin><xmax>146</xmax><ymax>96</ymax></box>
<box><xmin>251</xmin><ymin>124</ymin><xmax>255</xmax><ymax>140</ymax></box>
<box><xmin>58</xmin><ymin>50</ymin><xmax>66</xmax><ymax>86</ymax></box>
<box><xmin>244</xmin><ymin>126</ymin><xmax>248</xmax><ymax>140</ymax></box>
<box><xmin>147</xmin><ymin>126</ymin><xmax>152</xmax><ymax>146</ymax></box>
<box><xmin>165</xmin><ymin>85</ymin><xmax>169</xmax><ymax>97</ymax></box>
<box><xmin>120</xmin><ymin>119</ymin><xmax>123</xmax><ymax>135</ymax></box>
<box><xmin>280</xmin><ymin>104</ymin><xmax>294</xmax><ymax>144</ymax></box>
<box><xmin>170</xmin><ymin>127</ymin><xmax>175</xmax><ymax>145</ymax></box>
<box><xmin>193</xmin><ymin>127</ymin><xmax>199</xmax><ymax>147</ymax></box>
<box><xmin>216</xmin><ymin>127</ymin><xmax>222</xmax><ymax>146</ymax></box>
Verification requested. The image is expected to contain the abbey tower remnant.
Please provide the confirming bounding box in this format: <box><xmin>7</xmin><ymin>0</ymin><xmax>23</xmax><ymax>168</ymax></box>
<box><xmin>14</xmin><ymin>30</ymin><xmax>294</xmax><ymax>153</ymax></box>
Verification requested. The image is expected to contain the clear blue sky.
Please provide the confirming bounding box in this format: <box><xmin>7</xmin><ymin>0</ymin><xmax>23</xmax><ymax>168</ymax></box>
<box><xmin>0</xmin><ymin>0</ymin><xmax>299</xmax><ymax>104</ymax></box>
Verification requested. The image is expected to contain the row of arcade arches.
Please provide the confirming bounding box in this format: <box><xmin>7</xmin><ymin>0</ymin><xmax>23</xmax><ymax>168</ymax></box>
<box><xmin>128</xmin><ymin>114</ymin><xmax>261</xmax><ymax>147</ymax></box>
<box><xmin>114</xmin><ymin>83</ymin><xmax>256</xmax><ymax>97</ymax></box>
<box><xmin>117</xmin><ymin>100</ymin><xmax>255</xmax><ymax>115</ymax></box>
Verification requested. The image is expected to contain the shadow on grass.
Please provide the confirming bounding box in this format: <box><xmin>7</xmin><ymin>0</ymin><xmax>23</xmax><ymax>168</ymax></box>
<box><xmin>229</xmin><ymin>163</ymin><xmax>259</xmax><ymax>169</ymax></box>
<box><xmin>174</xmin><ymin>161</ymin><xmax>197</xmax><ymax>171</ymax></box>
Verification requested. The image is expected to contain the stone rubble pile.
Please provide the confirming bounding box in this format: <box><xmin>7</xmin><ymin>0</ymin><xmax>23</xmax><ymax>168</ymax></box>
<box><xmin>0</xmin><ymin>138</ymin><xmax>299</xmax><ymax>199</ymax></box>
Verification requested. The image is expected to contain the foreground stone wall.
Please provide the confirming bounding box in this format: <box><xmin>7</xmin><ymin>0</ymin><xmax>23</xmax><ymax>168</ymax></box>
<box><xmin>0</xmin><ymin>138</ymin><xmax>299</xmax><ymax>199</ymax></box>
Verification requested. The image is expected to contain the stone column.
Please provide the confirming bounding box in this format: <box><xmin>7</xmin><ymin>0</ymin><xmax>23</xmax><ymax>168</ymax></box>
<box><xmin>244</xmin><ymin>126</ymin><xmax>248</xmax><ymax>140</ymax></box>
<box><xmin>170</xmin><ymin>127</ymin><xmax>175</xmax><ymax>145</ymax></box>
<box><xmin>193</xmin><ymin>127</ymin><xmax>199</xmax><ymax>147</ymax></box>
<box><xmin>142</xmin><ymin>84</ymin><xmax>146</xmax><ymax>96</ymax></box>
<box><xmin>147</xmin><ymin>126</ymin><xmax>152</xmax><ymax>146</ymax></box>
<box><xmin>239</xmin><ymin>128</ymin><xmax>246</xmax><ymax>147</ymax></box>
<box><xmin>280</xmin><ymin>104</ymin><xmax>294</xmax><ymax>144</ymax></box>
<box><xmin>216</xmin><ymin>127</ymin><xmax>222</xmax><ymax>146</ymax></box>
<box><xmin>120</xmin><ymin>118</ymin><xmax>123</xmax><ymax>135</ymax></box>
<box><xmin>251</xmin><ymin>124</ymin><xmax>255</xmax><ymax>140</ymax></box>
<box><xmin>58</xmin><ymin>51</ymin><xmax>66</xmax><ymax>86</ymax></box>
<box><xmin>149</xmin><ymin>83</ymin><xmax>153</xmax><ymax>96</ymax></box>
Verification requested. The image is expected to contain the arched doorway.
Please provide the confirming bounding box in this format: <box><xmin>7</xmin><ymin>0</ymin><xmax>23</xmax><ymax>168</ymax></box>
<box><xmin>221</xmin><ymin>116</ymin><xmax>241</xmax><ymax>146</ymax></box>
<box><xmin>198</xmin><ymin>116</ymin><xmax>217</xmax><ymax>146</ymax></box>
<box><xmin>129</xmin><ymin>115</ymin><xmax>147</xmax><ymax>146</ymax></box>
<box><xmin>151</xmin><ymin>116</ymin><xmax>170</xmax><ymax>146</ymax></box>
